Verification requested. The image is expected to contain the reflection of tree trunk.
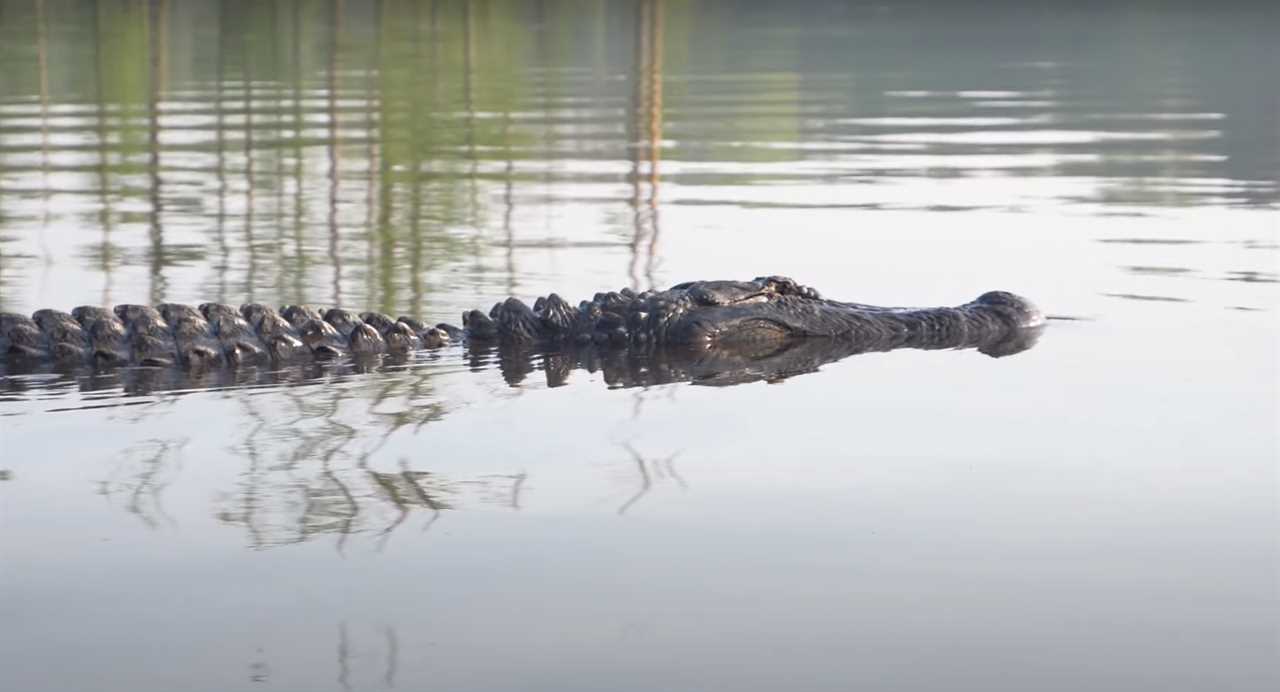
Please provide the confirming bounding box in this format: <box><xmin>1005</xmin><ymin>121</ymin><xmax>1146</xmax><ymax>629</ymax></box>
<box><xmin>336</xmin><ymin>621</ymin><xmax>351</xmax><ymax>692</ymax></box>
<box><xmin>147</xmin><ymin>0</ymin><xmax>168</xmax><ymax>304</ymax></box>
<box><xmin>617</xmin><ymin>441</ymin><xmax>653</xmax><ymax>515</ymax></box>
<box><xmin>241</xmin><ymin>418</ymin><xmax>268</xmax><ymax>549</ymax></box>
<box><xmin>214</xmin><ymin>3</ymin><xmax>229</xmax><ymax>303</ymax></box>
<box><xmin>502</xmin><ymin>111</ymin><xmax>516</xmax><ymax>294</ymax></box>
<box><xmin>36</xmin><ymin>0</ymin><xmax>50</xmax><ymax>233</ymax></box>
<box><xmin>617</xmin><ymin>441</ymin><xmax>680</xmax><ymax>515</ymax></box>
<box><xmin>31</xmin><ymin>0</ymin><xmax>52</xmax><ymax>295</ymax></box>
<box><xmin>398</xmin><ymin>465</ymin><xmax>444</xmax><ymax>532</ymax></box>
<box><xmin>270</xmin><ymin>2</ymin><xmax>285</xmax><ymax>298</ymax></box>
<box><xmin>383</xmin><ymin>626</ymin><xmax>398</xmax><ymax>688</ymax></box>
<box><xmin>369</xmin><ymin>465</ymin><xmax>409</xmax><ymax>543</ymax></box>
<box><xmin>93</xmin><ymin>1</ymin><xmax>116</xmax><ymax>305</ymax></box>
<box><xmin>463</xmin><ymin>0</ymin><xmax>480</xmax><ymax>253</ymax></box>
<box><xmin>510</xmin><ymin>471</ymin><xmax>527</xmax><ymax>510</ymax></box>
<box><xmin>372</xmin><ymin>0</ymin><xmax>393</xmax><ymax>313</ymax></box>
<box><xmin>291</xmin><ymin>0</ymin><xmax>306</xmax><ymax>304</ymax></box>
<box><xmin>328</xmin><ymin>0</ymin><xmax>344</xmax><ymax>306</ymax></box>
<box><xmin>645</xmin><ymin>0</ymin><xmax>664</xmax><ymax>285</ymax></box>
<box><xmin>108</xmin><ymin>438</ymin><xmax>184</xmax><ymax>530</ymax></box>
<box><xmin>242</xmin><ymin>15</ymin><xmax>257</xmax><ymax>303</ymax></box>
<box><xmin>535</xmin><ymin>0</ymin><xmax>552</xmax><ymax>259</ymax></box>
<box><xmin>628</xmin><ymin>0</ymin><xmax>663</xmax><ymax>291</ymax></box>
<box><xmin>407</xmin><ymin>3</ymin><xmax>427</xmax><ymax>318</ymax></box>
<box><xmin>627</xmin><ymin>2</ymin><xmax>643</xmax><ymax>290</ymax></box>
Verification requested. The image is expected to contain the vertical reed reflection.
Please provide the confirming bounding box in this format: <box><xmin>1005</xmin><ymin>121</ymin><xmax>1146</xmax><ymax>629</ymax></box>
<box><xmin>289</xmin><ymin>0</ymin><xmax>306</xmax><ymax>306</ymax></box>
<box><xmin>406</xmin><ymin>1</ymin><xmax>427</xmax><ymax>319</ymax></box>
<box><xmin>328</xmin><ymin>0</ymin><xmax>344</xmax><ymax>307</ymax></box>
<box><xmin>34</xmin><ymin>0</ymin><xmax>51</xmax><ymax>281</ymax></box>
<box><xmin>644</xmin><ymin>0</ymin><xmax>664</xmax><ymax>285</ymax></box>
<box><xmin>0</xmin><ymin>0</ymin><xmax>1271</xmax><ymax>313</ymax></box>
<box><xmin>146</xmin><ymin>0</ymin><xmax>168</xmax><ymax>305</ymax></box>
<box><xmin>270</xmin><ymin>1</ymin><xmax>286</xmax><ymax>300</ymax></box>
<box><xmin>371</xmin><ymin>0</ymin><xmax>392</xmax><ymax>314</ymax></box>
<box><xmin>383</xmin><ymin>626</ymin><xmax>398</xmax><ymax>688</ymax></box>
<box><xmin>502</xmin><ymin>109</ymin><xmax>516</xmax><ymax>294</ymax></box>
<box><xmin>628</xmin><ymin>0</ymin><xmax>663</xmax><ymax>291</ymax></box>
<box><xmin>214</xmin><ymin>10</ymin><xmax>229</xmax><ymax>303</ymax></box>
<box><xmin>616</xmin><ymin>440</ymin><xmax>682</xmax><ymax>515</ymax></box>
<box><xmin>35</xmin><ymin>0</ymin><xmax>49</xmax><ymax>222</ymax></box>
<box><xmin>92</xmin><ymin>1</ymin><xmax>116</xmax><ymax>305</ymax></box>
<box><xmin>241</xmin><ymin>10</ymin><xmax>257</xmax><ymax>303</ymax></box>
<box><xmin>462</xmin><ymin>0</ymin><xmax>482</xmax><ymax>279</ymax></box>
<box><xmin>336</xmin><ymin>621</ymin><xmax>351</xmax><ymax>692</ymax></box>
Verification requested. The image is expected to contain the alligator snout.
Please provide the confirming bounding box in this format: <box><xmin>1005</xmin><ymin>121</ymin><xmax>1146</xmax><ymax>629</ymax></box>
<box><xmin>974</xmin><ymin>291</ymin><xmax>1046</xmax><ymax>330</ymax></box>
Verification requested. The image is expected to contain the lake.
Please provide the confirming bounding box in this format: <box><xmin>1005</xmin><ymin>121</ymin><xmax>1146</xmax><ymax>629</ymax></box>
<box><xmin>0</xmin><ymin>1</ymin><xmax>1277</xmax><ymax>690</ymax></box>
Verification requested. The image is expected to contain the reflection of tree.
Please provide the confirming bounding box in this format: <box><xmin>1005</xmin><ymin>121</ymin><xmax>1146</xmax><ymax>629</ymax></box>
<box><xmin>91</xmin><ymin>1</ymin><xmax>117</xmax><ymax>305</ymax></box>
<box><xmin>147</xmin><ymin>0</ymin><xmax>168</xmax><ymax>305</ymax></box>
<box><xmin>214</xmin><ymin>0</ymin><xmax>230</xmax><ymax>303</ymax></box>
<box><xmin>234</xmin><ymin>619</ymin><xmax>399</xmax><ymax>688</ymax></box>
<box><xmin>334</xmin><ymin>620</ymin><xmax>400</xmax><ymax>691</ymax></box>
<box><xmin>288</xmin><ymin>0</ymin><xmax>307</xmax><ymax>305</ymax></box>
<box><xmin>0</xmin><ymin>0</ymin><xmax>1276</xmax><ymax>312</ymax></box>
<box><xmin>327</xmin><ymin>0</ymin><xmax>344</xmax><ymax>307</ymax></box>
<box><xmin>208</xmin><ymin>364</ymin><xmax>528</xmax><ymax>549</ymax></box>
<box><xmin>337</xmin><ymin>621</ymin><xmax>350</xmax><ymax>692</ymax></box>
<box><xmin>369</xmin><ymin>0</ymin><xmax>388</xmax><ymax>311</ymax></box>
<box><xmin>35</xmin><ymin>0</ymin><xmax>50</xmax><ymax>246</ymax></box>
<box><xmin>616</xmin><ymin>440</ymin><xmax>683</xmax><ymax>515</ymax></box>
<box><xmin>628</xmin><ymin>0</ymin><xmax>663</xmax><ymax>291</ymax></box>
<box><xmin>240</xmin><ymin>4</ymin><xmax>258</xmax><ymax>304</ymax></box>
<box><xmin>99</xmin><ymin>437</ymin><xmax>186</xmax><ymax>529</ymax></box>
<box><xmin>2</xmin><ymin>0</ymin><xmax>683</xmax><ymax>308</ymax></box>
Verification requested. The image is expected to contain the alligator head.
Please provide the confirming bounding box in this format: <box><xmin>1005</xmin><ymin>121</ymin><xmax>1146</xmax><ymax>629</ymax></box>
<box><xmin>461</xmin><ymin>276</ymin><xmax>1044</xmax><ymax>356</ymax></box>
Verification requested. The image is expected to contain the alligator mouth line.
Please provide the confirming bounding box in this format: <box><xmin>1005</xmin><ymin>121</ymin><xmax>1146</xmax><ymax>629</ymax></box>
<box><xmin>710</xmin><ymin>318</ymin><xmax>798</xmax><ymax>351</ymax></box>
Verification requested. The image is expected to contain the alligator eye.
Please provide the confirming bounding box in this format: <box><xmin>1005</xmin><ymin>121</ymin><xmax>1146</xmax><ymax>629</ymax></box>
<box><xmin>975</xmin><ymin>291</ymin><xmax>1019</xmax><ymax>307</ymax></box>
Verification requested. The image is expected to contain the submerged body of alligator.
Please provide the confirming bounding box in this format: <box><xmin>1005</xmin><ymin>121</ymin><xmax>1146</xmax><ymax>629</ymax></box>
<box><xmin>0</xmin><ymin>276</ymin><xmax>1044</xmax><ymax>387</ymax></box>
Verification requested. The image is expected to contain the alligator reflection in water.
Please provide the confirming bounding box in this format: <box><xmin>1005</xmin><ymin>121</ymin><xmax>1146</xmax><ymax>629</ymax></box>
<box><xmin>479</xmin><ymin>325</ymin><xmax>1042</xmax><ymax>389</ymax></box>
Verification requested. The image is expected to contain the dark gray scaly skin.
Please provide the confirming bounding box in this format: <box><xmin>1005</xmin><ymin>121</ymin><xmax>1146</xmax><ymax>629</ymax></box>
<box><xmin>0</xmin><ymin>277</ymin><xmax>1044</xmax><ymax>373</ymax></box>
<box><xmin>462</xmin><ymin>276</ymin><xmax>1044</xmax><ymax>352</ymax></box>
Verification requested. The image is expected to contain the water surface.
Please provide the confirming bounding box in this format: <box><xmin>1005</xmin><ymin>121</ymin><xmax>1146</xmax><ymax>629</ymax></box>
<box><xmin>1</xmin><ymin>1</ymin><xmax>1277</xmax><ymax>691</ymax></box>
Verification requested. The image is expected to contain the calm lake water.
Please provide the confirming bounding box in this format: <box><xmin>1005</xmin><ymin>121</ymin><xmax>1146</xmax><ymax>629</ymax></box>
<box><xmin>1</xmin><ymin>1</ymin><xmax>1277</xmax><ymax>690</ymax></box>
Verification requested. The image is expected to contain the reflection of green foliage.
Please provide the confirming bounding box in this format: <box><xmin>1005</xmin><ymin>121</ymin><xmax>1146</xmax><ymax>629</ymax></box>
<box><xmin>0</xmin><ymin>0</ymin><xmax>809</xmax><ymax>308</ymax></box>
<box><xmin>0</xmin><ymin>2</ymin><xmax>39</xmax><ymax>96</ymax></box>
<box><xmin>95</xmin><ymin>1</ymin><xmax>151</xmax><ymax>106</ymax></box>
<box><xmin>95</xmin><ymin>0</ymin><xmax>153</xmax><ymax>157</ymax></box>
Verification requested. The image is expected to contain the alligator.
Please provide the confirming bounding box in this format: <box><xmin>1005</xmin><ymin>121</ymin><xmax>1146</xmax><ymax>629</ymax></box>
<box><xmin>0</xmin><ymin>276</ymin><xmax>1044</xmax><ymax>385</ymax></box>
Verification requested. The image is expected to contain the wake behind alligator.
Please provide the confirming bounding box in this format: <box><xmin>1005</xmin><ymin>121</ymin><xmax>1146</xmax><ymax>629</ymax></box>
<box><xmin>0</xmin><ymin>276</ymin><xmax>1045</xmax><ymax>391</ymax></box>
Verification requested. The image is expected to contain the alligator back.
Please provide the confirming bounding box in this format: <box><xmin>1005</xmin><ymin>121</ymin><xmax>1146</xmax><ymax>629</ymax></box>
<box><xmin>0</xmin><ymin>303</ymin><xmax>454</xmax><ymax>369</ymax></box>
